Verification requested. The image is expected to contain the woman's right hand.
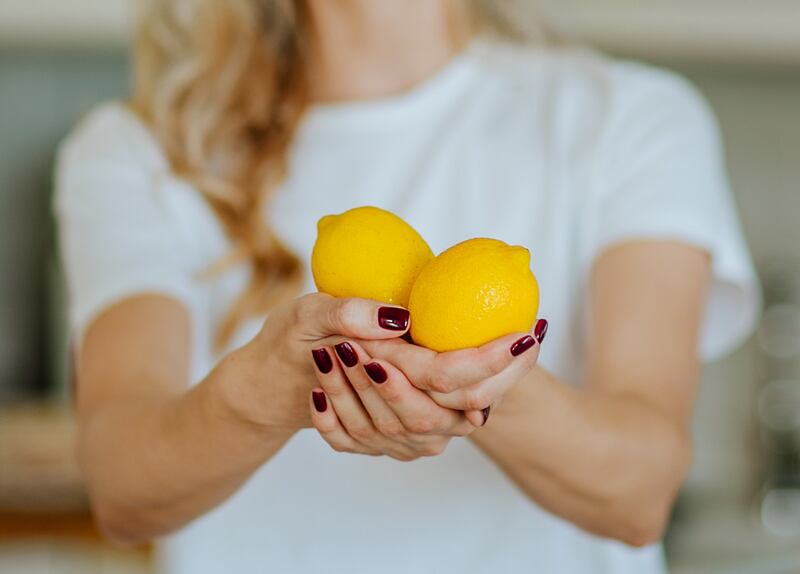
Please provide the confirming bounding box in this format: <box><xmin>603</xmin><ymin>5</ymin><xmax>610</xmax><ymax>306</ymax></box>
<box><xmin>221</xmin><ymin>293</ymin><xmax>413</xmax><ymax>435</ymax></box>
<box><xmin>308</xmin><ymin>340</ymin><xmax>477</xmax><ymax>461</ymax></box>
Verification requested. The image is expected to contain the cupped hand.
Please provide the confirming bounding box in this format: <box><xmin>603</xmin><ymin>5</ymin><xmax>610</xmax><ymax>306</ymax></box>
<box><xmin>359</xmin><ymin>319</ymin><xmax>548</xmax><ymax>424</ymax></box>
<box><xmin>308</xmin><ymin>340</ymin><xmax>476</xmax><ymax>461</ymax></box>
<box><xmin>232</xmin><ymin>293</ymin><xmax>412</xmax><ymax>433</ymax></box>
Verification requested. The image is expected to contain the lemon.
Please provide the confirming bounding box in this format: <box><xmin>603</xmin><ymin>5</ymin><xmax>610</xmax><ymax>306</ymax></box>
<box><xmin>409</xmin><ymin>238</ymin><xmax>539</xmax><ymax>352</ymax></box>
<box><xmin>312</xmin><ymin>206</ymin><xmax>434</xmax><ymax>306</ymax></box>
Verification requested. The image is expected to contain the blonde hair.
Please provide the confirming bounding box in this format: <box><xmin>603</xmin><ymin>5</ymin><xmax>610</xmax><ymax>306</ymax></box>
<box><xmin>133</xmin><ymin>0</ymin><xmax>539</xmax><ymax>349</ymax></box>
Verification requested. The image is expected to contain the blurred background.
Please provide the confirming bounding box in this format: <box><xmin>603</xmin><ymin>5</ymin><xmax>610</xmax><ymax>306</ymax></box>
<box><xmin>0</xmin><ymin>0</ymin><xmax>799</xmax><ymax>572</ymax></box>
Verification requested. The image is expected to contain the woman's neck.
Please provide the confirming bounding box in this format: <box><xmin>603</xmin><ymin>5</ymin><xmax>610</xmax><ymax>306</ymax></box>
<box><xmin>304</xmin><ymin>0</ymin><xmax>468</xmax><ymax>103</ymax></box>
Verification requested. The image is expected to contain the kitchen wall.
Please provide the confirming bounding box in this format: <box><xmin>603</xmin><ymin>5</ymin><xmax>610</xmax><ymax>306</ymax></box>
<box><xmin>547</xmin><ymin>0</ymin><xmax>800</xmax><ymax>67</ymax></box>
<box><xmin>0</xmin><ymin>0</ymin><xmax>130</xmax><ymax>46</ymax></box>
<box><xmin>666</xmin><ymin>68</ymin><xmax>800</xmax><ymax>572</ymax></box>
<box><xmin>674</xmin><ymin>70</ymin><xmax>800</xmax><ymax>488</ymax></box>
<box><xmin>0</xmin><ymin>48</ymin><xmax>128</xmax><ymax>401</ymax></box>
<box><xmin>694</xmin><ymin>72</ymin><xmax>800</xmax><ymax>263</ymax></box>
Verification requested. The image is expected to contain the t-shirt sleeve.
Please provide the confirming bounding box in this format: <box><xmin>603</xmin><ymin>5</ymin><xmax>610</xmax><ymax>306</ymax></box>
<box><xmin>586</xmin><ymin>64</ymin><xmax>760</xmax><ymax>361</ymax></box>
<box><xmin>53</xmin><ymin>104</ymin><xmax>197</xmax><ymax>342</ymax></box>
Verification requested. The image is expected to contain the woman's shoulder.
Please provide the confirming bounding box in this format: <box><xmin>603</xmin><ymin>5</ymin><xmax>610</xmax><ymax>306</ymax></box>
<box><xmin>475</xmin><ymin>40</ymin><xmax>716</xmax><ymax>159</ymax></box>
<box><xmin>58</xmin><ymin>100</ymin><xmax>168</xmax><ymax>174</ymax></box>
<box><xmin>54</xmin><ymin>100</ymin><xmax>176</xmax><ymax>221</ymax></box>
<box><xmin>479</xmin><ymin>39</ymin><xmax>704</xmax><ymax>107</ymax></box>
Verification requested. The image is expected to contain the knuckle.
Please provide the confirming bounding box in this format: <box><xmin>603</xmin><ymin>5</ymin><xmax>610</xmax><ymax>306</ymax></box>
<box><xmin>426</xmin><ymin>370</ymin><xmax>452</xmax><ymax>393</ymax></box>
<box><xmin>349</xmin><ymin>375</ymin><xmax>372</xmax><ymax>392</ymax></box>
<box><xmin>390</xmin><ymin>452</ymin><xmax>416</xmax><ymax>462</ymax></box>
<box><xmin>428</xmin><ymin>356</ymin><xmax>458</xmax><ymax>392</ymax></box>
<box><xmin>375</xmin><ymin>383</ymin><xmax>403</xmax><ymax>404</ymax></box>
<box><xmin>464</xmin><ymin>388</ymin><xmax>490</xmax><ymax>411</ymax></box>
<box><xmin>480</xmin><ymin>348</ymin><xmax>507</xmax><ymax>378</ymax></box>
<box><xmin>328</xmin><ymin>440</ymin><xmax>350</xmax><ymax>453</ymax></box>
<box><xmin>335</xmin><ymin>298</ymin><xmax>360</xmax><ymax>332</ymax></box>
<box><xmin>377</xmin><ymin>420</ymin><xmax>405</xmax><ymax>438</ymax></box>
<box><xmin>454</xmin><ymin>422</ymin><xmax>475</xmax><ymax>437</ymax></box>
<box><xmin>407</xmin><ymin>416</ymin><xmax>436</xmax><ymax>435</ymax></box>
<box><xmin>294</xmin><ymin>293</ymin><xmax>322</xmax><ymax>324</ymax></box>
<box><xmin>522</xmin><ymin>346</ymin><xmax>540</xmax><ymax>368</ymax></box>
<box><xmin>419</xmin><ymin>440</ymin><xmax>448</xmax><ymax>458</ymax></box>
<box><xmin>348</xmin><ymin>423</ymin><xmax>376</xmax><ymax>442</ymax></box>
<box><xmin>300</xmin><ymin>292</ymin><xmax>325</xmax><ymax>305</ymax></box>
<box><xmin>487</xmin><ymin>356</ymin><xmax>507</xmax><ymax>378</ymax></box>
<box><xmin>454</xmin><ymin>425</ymin><xmax>473</xmax><ymax>438</ymax></box>
<box><xmin>295</xmin><ymin>293</ymin><xmax>322</xmax><ymax>315</ymax></box>
<box><xmin>318</xmin><ymin>379</ymin><xmax>345</xmax><ymax>398</ymax></box>
<box><xmin>315</xmin><ymin>418</ymin><xmax>338</xmax><ymax>434</ymax></box>
<box><xmin>290</xmin><ymin>300</ymin><xmax>306</xmax><ymax>327</ymax></box>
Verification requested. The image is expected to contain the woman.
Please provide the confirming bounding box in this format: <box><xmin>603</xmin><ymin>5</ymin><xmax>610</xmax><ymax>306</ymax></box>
<box><xmin>55</xmin><ymin>0</ymin><xmax>759</xmax><ymax>572</ymax></box>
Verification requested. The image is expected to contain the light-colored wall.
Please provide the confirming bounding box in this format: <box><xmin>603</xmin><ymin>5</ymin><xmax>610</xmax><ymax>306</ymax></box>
<box><xmin>2</xmin><ymin>0</ymin><xmax>799</xmax><ymax>66</ymax></box>
<box><xmin>549</xmin><ymin>0</ymin><xmax>800</xmax><ymax>66</ymax></box>
<box><xmin>653</xmin><ymin>67</ymin><xmax>800</xmax><ymax>570</ymax></box>
<box><xmin>0</xmin><ymin>0</ymin><xmax>130</xmax><ymax>45</ymax></box>
<box><xmin>693</xmin><ymin>72</ymin><xmax>800</xmax><ymax>263</ymax></box>
<box><xmin>686</xmin><ymin>69</ymin><xmax>800</xmax><ymax>498</ymax></box>
<box><xmin>0</xmin><ymin>48</ymin><xmax>128</xmax><ymax>400</ymax></box>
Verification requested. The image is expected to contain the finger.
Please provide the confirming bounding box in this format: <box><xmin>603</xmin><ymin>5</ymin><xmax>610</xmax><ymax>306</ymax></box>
<box><xmin>298</xmin><ymin>293</ymin><xmax>410</xmax><ymax>340</ymax></box>
<box><xmin>464</xmin><ymin>398</ymin><xmax>504</xmax><ymax>428</ymax></box>
<box><xmin>359</xmin><ymin>353</ymin><xmax>475</xmax><ymax>438</ymax></box>
<box><xmin>331</xmin><ymin>341</ymin><xmax>406</xmax><ymax>439</ymax></box>
<box><xmin>309</xmin><ymin>389</ymin><xmax>379</xmax><ymax>456</ymax></box>
<box><xmin>363</xmin><ymin>330</ymin><xmax>540</xmax><ymax>393</ymax></box>
<box><xmin>311</xmin><ymin>346</ymin><xmax>416</xmax><ymax>460</ymax></box>
<box><xmin>311</xmin><ymin>345</ymin><xmax>382</xmax><ymax>446</ymax></box>
<box><xmin>429</xmin><ymin>343</ymin><xmax>541</xmax><ymax>411</ymax></box>
<box><xmin>464</xmin><ymin>409</ymin><xmax>486</xmax><ymax>428</ymax></box>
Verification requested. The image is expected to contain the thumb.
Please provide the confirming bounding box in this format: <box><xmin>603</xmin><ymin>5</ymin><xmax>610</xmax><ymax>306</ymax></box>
<box><xmin>302</xmin><ymin>293</ymin><xmax>410</xmax><ymax>340</ymax></box>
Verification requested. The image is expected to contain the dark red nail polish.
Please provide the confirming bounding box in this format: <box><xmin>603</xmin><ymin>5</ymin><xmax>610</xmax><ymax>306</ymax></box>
<box><xmin>334</xmin><ymin>342</ymin><xmax>359</xmax><ymax>368</ymax></box>
<box><xmin>534</xmin><ymin>319</ymin><xmax>549</xmax><ymax>344</ymax></box>
<box><xmin>312</xmin><ymin>348</ymin><xmax>333</xmax><ymax>374</ymax></box>
<box><xmin>378</xmin><ymin>307</ymin><xmax>410</xmax><ymax>331</ymax></box>
<box><xmin>510</xmin><ymin>335</ymin><xmax>536</xmax><ymax>357</ymax></box>
<box><xmin>365</xmin><ymin>362</ymin><xmax>388</xmax><ymax>384</ymax></box>
<box><xmin>312</xmin><ymin>391</ymin><xmax>327</xmax><ymax>413</ymax></box>
<box><xmin>482</xmin><ymin>406</ymin><xmax>491</xmax><ymax>426</ymax></box>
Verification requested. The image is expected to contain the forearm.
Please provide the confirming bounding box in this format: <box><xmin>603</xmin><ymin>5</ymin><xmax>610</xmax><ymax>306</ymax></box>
<box><xmin>469</xmin><ymin>367</ymin><xmax>691</xmax><ymax>546</ymax></box>
<box><xmin>78</xmin><ymin>349</ymin><xmax>295</xmax><ymax>545</ymax></box>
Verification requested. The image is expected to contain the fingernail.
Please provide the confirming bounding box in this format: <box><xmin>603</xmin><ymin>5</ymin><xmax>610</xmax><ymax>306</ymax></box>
<box><xmin>365</xmin><ymin>362</ymin><xmax>388</xmax><ymax>384</ymax></box>
<box><xmin>312</xmin><ymin>391</ymin><xmax>327</xmax><ymax>413</ymax></box>
<box><xmin>482</xmin><ymin>406</ymin><xmax>491</xmax><ymax>426</ymax></box>
<box><xmin>510</xmin><ymin>335</ymin><xmax>536</xmax><ymax>357</ymax></box>
<box><xmin>311</xmin><ymin>348</ymin><xmax>333</xmax><ymax>374</ymax></box>
<box><xmin>334</xmin><ymin>342</ymin><xmax>359</xmax><ymax>368</ymax></box>
<box><xmin>378</xmin><ymin>307</ymin><xmax>410</xmax><ymax>331</ymax></box>
<box><xmin>534</xmin><ymin>319</ymin><xmax>549</xmax><ymax>344</ymax></box>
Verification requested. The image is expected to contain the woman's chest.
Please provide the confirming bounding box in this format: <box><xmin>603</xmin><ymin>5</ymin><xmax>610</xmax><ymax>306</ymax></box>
<box><xmin>170</xmin><ymin>126</ymin><xmax>592</xmax><ymax>381</ymax></box>
<box><xmin>268</xmin><ymin>133</ymin><xmax>589</xmax><ymax>376</ymax></box>
<box><xmin>272</xmin><ymin>124</ymin><xmax>581</xmax><ymax>265</ymax></box>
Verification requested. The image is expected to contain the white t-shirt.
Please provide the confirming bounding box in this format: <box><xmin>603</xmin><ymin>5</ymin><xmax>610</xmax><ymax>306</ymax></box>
<box><xmin>55</xmin><ymin>41</ymin><xmax>759</xmax><ymax>574</ymax></box>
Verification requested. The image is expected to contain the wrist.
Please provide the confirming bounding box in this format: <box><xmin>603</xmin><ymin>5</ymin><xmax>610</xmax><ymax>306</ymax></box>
<box><xmin>469</xmin><ymin>367</ymin><xmax>546</xmax><ymax>445</ymax></box>
<box><xmin>210</xmin><ymin>342</ymin><xmax>301</xmax><ymax>438</ymax></box>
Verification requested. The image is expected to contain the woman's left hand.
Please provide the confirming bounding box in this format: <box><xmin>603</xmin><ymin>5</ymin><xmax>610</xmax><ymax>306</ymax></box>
<box><xmin>361</xmin><ymin>320</ymin><xmax>547</xmax><ymax>422</ymax></box>
<box><xmin>309</xmin><ymin>340</ymin><xmax>477</xmax><ymax>461</ymax></box>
